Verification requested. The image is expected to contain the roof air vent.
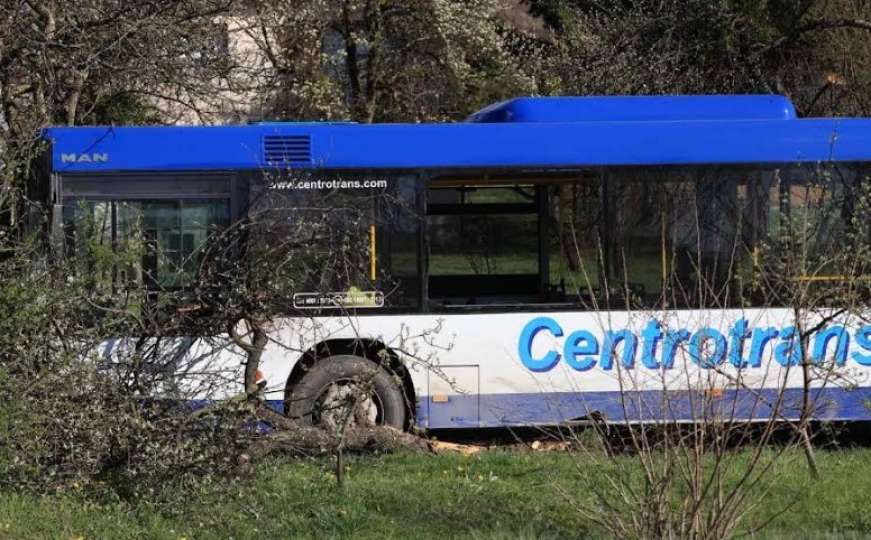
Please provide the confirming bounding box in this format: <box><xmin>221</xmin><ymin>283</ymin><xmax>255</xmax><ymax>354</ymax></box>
<box><xmin>262</xmin><ymin>135</ymin><xmax>311</xmax><ymax>166</ymax></box>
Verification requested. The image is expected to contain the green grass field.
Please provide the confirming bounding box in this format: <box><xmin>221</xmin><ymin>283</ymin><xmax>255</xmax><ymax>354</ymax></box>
<box><xmin>3</xmin><ymin>447</ymin><xmax>871</xmax><ymax>539</ymax></box>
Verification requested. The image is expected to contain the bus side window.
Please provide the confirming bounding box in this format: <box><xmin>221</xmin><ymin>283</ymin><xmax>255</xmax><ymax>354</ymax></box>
<box><xmin>549</xmin><ymin>177</ymin><xmax>605</xmax><ymax>305</ymax></box>
<box><xmin>64</xmin><ymin>198</ymin><xmax>229</xmax><ymax>289</ymax></box>
<box><xmin>64</xmin><ymin>201</ymin><xmax>114</xmax><ymax>289</ymax></box>
<box><xmin>604</xmin><ymin>170</ymin><xmax>691</xmax><ymax>308</ymax></box>
<box><xmin>717</xmin><ymin>163</ymin><xmax>871</xmax><ymax>307</ymax></box>
<box><xmin>758</xmin><ymin>164</ymin><xmax>871</xmax><ymax>294</ymax></box>
<box><xmin>605</xmin><ymin>168</ymin><xmax>751</xmax><ymax>309</ymax></box>
<box><xmin>607</xmin><ymin>173</ymin><xmax>669</xmax><ymax>306</ymax></box>
<box><xmin>376</xmin><ymin>177</ymin><xmax>422</xmax><ymax>308</ymax></box>
<box><xmin>248</xmin><ymin>173</ymin><xmax>421</xmax><ymax>309</ymax></box>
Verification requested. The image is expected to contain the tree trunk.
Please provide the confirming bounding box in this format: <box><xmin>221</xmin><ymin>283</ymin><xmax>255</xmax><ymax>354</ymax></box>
<box><xmin>239</xmin><ymin>405</ymin><xmax>433</xmax><ymax>465</ymax></box>
<box><xmin>800</xmin><ymin>424</ymin><xmax>820</xmax><ymax>479</ymax></box>
<box><xmin>228</xmin><ymin>318</ymin><xmax>269</xmax><ymax>399</ymax></box>
<box><xmin>243</xmin><ymin>325</ymin><xmax>268</xmax><ymax>397</ymax></box>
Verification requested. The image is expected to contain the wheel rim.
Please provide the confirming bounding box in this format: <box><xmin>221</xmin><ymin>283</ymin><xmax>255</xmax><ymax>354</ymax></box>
<box><xmin>313</xmin><ymin>378</ymin><xmax>382</xmax><ymax>430</ymax></box>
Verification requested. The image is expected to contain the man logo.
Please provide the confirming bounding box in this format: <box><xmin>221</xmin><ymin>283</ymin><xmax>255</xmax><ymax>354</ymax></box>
<box><xmin>60</xmin><ymin>153</ymin><xmax>109</xmax><ymax>163</ymax></box>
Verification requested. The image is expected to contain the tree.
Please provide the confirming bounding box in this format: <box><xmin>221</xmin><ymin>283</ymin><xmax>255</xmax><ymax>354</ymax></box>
<box><xmin>0</xmin><ymin>0</ymin><xmax>235</xmax><ymax>222</ymax></box>
<box><xmin>240</xmin><ymin>0</ymin><xmax>537</xmax><ymax>122</ymax></box>
<box><xmin>531</xmin><ymin>0</ymin><xmax>871</xmax><ymax>116</ymax></box>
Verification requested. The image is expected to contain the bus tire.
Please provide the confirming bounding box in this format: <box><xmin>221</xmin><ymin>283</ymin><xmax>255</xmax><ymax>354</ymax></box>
<box><xmin>286</xmin><ymin>355</ymin><xmax>407</xmax><ymax>430</ymax></box>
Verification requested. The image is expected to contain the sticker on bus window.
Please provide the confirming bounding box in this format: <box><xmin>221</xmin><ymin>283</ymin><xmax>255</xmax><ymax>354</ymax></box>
<box><xmin>293</xmin><ymin>290</ymin><xmax>385</xmax><ymax>309</ymax></box>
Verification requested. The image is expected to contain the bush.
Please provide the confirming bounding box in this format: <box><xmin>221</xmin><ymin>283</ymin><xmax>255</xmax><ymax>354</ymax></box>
<box><xmin>0</xmin><ymin>237</ymin><xmax>254</xmax><ymax>502</ymax></box>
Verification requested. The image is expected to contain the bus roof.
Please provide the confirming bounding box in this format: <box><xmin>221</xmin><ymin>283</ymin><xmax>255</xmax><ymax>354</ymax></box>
<box><xmin>465</xmin><ymin>95</ymin><xmax>797</xmax><ymax>123</ymax></box>
<box><xmin>42</xmin><ymin>95</ymin><xmax>871</xmax><ymax>173</ymax></box>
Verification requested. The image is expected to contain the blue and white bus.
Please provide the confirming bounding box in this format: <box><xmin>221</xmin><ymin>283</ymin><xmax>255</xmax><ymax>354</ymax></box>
<box><xmin>39</xmin><ymin>95</ymin><xmax>871</xmax><ymax>430</ymax></box>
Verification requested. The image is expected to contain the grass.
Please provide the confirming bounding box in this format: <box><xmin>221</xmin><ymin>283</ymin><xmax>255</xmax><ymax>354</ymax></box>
<box><xmin>3</xmin><ymin>447</ymin><xmax>871</xmax><ymax>539</ymax></box>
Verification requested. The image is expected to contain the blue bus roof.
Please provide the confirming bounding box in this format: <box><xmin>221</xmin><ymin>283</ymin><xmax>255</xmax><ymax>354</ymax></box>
<box><xmin>466</xmin><ymin>95</ymin><xmax>797</xmax><ymax>123</ymax></box>
<box><xmin>42</xmin><ymin>95</ymin><xmax>871</xmax><ymax>173</ymax></box>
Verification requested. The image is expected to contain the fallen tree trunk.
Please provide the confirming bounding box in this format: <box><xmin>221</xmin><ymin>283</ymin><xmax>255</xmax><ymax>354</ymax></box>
<box><xmin>240</xmin><ymin>405</ymin><xmax>434</xmax><ymax>464</ymax></box>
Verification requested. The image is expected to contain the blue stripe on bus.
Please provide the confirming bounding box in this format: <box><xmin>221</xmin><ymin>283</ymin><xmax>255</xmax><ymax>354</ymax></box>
<box><xmin>253</xmin><ymin>387</ymin><xmax>871</xmax><ymax>429</ymax></box>
<box><xmin>416</xmin><ymin>387</ymin><xmax>871</xmax><ymax>429</ymax></box>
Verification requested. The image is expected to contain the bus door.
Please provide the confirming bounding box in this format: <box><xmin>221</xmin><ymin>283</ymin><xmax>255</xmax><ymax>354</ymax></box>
<box><xmin>425</xmin><ymin>177</ymin><xmax>550</xmax><ymax>308</ymax></box>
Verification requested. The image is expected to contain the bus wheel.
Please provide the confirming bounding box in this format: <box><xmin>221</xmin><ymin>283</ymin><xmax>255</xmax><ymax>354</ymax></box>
<box><xmin>286</xmin><ymin>355</ymin><xmax>407</xmax><ymax>431</ymax></box>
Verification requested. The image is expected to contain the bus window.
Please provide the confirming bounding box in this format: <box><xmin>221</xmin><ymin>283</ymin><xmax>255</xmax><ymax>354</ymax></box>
<box><xmin>66</xmin><ymin>200</ymin><xmax>114</xmax><ymax>288</ymax></box>
<box><xmin>606</xmin><ymin>172</ymin><xmax>674</xmax><ymax>306</ymax></box>
<box><xmin>672</xmin><ymin>170</ymin><xmax>744</xmax><ymax>308</ymax></box>
<box><xmin>762</xmin><ymin>163</ymin><xmax>871</xmax><ymax>288</ymax></box>
<box><xmin>549</xmin><ymin>176</ymin><xmax>605</xmax><ymax>305</ymax></box>
<box><xmin>377</xmin><ymin>177</ymin><xmax>422</xmax><ymax>308</ymax></box>
<box><xmin>249</xmin><ymin>173</ymin><xmax>421</xmax><ymax>310</ymax></box>
<box><xmin>606</xmin><ymin>168</ymin><xmax>753</xmax><ymax>309</ymax></box>
<box><xmin>64</xmin><ymin>199</ymin><xmax>229</xmax><ymax>289</ymax></box>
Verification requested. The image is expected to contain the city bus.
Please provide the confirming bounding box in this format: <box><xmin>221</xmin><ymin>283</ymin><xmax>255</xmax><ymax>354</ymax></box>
<box><xmin>38</xmin><ymin>95</ymin><xmax>871</xmax><ymax>430</ymax></box>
